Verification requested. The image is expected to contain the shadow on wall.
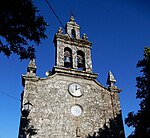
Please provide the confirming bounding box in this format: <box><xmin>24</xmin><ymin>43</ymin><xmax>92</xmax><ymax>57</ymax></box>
<box><xmin>87</xmin><ymin>113</ymin><xmax>125</xmax><ymax>138</ymax></box>
<box><xmin>18</xmin><ymin>113</ymin><xmax>125</xmax><ymax>138</ymax></box>
<box><xmin>18</xmin><ymin>118</ymin><xmax>37</xmax><ymax>138</ymax></box>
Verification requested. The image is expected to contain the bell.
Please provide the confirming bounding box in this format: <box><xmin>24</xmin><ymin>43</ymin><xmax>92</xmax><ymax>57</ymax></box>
<box><xmin>78</xmin><ymin>58</ymin><xmax>84</xmax><ymax>68</ymax></box>
<box><xmin>64</xmin><ymin>57</ymin><xmax>71</xmax><ymax>67</ymax></box>
<box><xmin>64</xmin><ymin>57</ymin><xmax>71</xmax><ymax>63</ymax></box>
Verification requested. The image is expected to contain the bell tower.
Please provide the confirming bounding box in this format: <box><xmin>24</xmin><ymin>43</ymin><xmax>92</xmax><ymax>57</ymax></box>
<box><xmin>18</xmin><ymin>17</ymin><xmax>125</xmax><ymax>138</ymax></box>
<box><xmin>53</xmin><ymin>16</ymin><xmax>93</xmax><ymax>74</ymax></box>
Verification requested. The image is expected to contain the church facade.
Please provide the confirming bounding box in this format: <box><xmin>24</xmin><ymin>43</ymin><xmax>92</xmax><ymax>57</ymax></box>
<box><xmin>18</xmin><ymin>16</ymin><xmax>125</xmax><ymax>138</ymax></box>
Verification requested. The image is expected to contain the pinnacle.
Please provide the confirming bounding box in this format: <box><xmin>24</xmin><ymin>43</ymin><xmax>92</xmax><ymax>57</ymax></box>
<box><xmin>28</xmin><ymin>59</ymin><xmax>36</xmax><ymax>69</ymax></box>
<box><xmin>107</xmin><ymin>71</ymin><xmax>116</xmax><ymax>86</ymax></box>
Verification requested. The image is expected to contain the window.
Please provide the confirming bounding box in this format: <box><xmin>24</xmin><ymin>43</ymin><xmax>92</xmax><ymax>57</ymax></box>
<box><xmin>64</xmin><ymin>47</ymin><xmax>72</xmax><ymax>68</ymax></box>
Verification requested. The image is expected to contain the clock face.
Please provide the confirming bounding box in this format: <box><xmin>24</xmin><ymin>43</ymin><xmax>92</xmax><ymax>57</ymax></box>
<box><xmin>69</xmin><ymin>83</ymin><xmax>83</xmax><ymax>97</ymax></box>
<box><xmin>71</xmin><ymin>105</ymin><xmax>82</xmax><ymax>116</ymax></box>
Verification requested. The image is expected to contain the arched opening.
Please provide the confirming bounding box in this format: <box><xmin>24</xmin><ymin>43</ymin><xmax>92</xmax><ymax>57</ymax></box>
<box><xmin>64</xmin><ymin>47</ymin><xmax>72</xmax><ymax>68</ymax></box>
<box><xmin>71</xmin><ymin>29</ymin><xmax>76</xmax><ymax>38</ymax></box>
<box><xmin>77</xmin><ymin>50</ymin><xmax>85</xmax><ymax>71</ymax></box>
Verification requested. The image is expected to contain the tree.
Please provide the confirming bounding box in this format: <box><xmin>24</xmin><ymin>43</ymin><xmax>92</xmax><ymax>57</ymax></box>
<box><xmin>0</xmin><ymin>0</ymin><xmax>47</xmax><ymax>60</ymax></box>
<box><xmin>125</xmin><ymin>47</ymin><xmax>150</xmax><ymax>137</ymax></box>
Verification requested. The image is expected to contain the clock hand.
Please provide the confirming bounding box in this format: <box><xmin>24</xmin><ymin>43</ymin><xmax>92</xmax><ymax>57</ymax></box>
<box><xmin>75</xmin><ymin>85</ymin><xmax>81</xmax><ymax>90</ymax></box>
<box><xmin>75</xmin><ymin>85</ymin><xmax>78</xmax><ymax>90</ymax></box>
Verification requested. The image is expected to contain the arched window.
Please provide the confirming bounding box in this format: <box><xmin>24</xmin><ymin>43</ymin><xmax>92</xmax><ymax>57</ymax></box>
<box><xmin>64</xmin><ymin>47</ymin><xmax>72</xmax><ymax>68</ymax></box>
<box><xmin>77</xmin><ymin>50</ymin><xmax>85</xmax><ymax>71</ymax></box>
<box><xmin>71</xmin><ymin>29</ymin><xmax>76</xmax><ymax>38</ymax></box>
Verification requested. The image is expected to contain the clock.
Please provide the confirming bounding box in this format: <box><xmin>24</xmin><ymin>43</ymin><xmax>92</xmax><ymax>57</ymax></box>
<box><xmin>69</xmin><ymin>83</ymin><xmax>83</xmax><ymax>97</ymax></box>
<box><xmin>71</xmin><ymin>105</ymin><xmax>82</xmax><ymax>116</ymax></box>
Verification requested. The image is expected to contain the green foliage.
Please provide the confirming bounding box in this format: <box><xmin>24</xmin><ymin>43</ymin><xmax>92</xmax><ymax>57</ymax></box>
<box><xmin>125</xmin><ymin>47</ymin><xmax>150</xmax><ymax>137</ymax></box>
<box><xmin>0</xmin><ymin>0</ymin><xmax>47</xmax><ymax>59</ymax></box>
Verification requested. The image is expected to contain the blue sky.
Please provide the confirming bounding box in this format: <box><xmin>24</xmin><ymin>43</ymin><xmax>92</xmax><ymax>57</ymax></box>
<box><xmin>0</xmin><ymin>0</ymin><xmax>150</xmax><ymax>137</ymax></box>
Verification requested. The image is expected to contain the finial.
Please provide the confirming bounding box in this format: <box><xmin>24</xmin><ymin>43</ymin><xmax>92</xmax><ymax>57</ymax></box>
<box><xmin>70</xmin><ymin>16</ymin><xmax>75</xmax><ymax>22</ymax></box>
<box><xmin>82</xmin><ymin>33</ymin><xmax>88</xmax><ymax>40</ymax></box>
<box><xmin>107</xmin><ymin>71</ymin><xmax>116</xmax><ymax>87</ymax></box>
<box><xmin>57</xmin><ymin>27</ymin><xmax>63</xmax><ymax>34</ymax></box>
<box><xmin>27</xmin><ymin>59</ymin><xmax>36</xmax><ymax>76</ymax></box>
<box><xmin>28</xmin><ymin>59</ymin><xmax>36</xmax><ymax>68</ymax></box>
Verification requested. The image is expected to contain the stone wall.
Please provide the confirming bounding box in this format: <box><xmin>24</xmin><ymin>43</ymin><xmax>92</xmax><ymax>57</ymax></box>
<box><xmin>21</xmin><ymin>73</ymin><xmax>123</xmax><ymax>138</ymax></box>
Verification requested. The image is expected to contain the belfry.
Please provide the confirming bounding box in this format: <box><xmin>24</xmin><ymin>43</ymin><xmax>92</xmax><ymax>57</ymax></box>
<box><xmin>18</xmin><ymin>16</ymin><xmax>125</xmax><ymax>138</ymax></box>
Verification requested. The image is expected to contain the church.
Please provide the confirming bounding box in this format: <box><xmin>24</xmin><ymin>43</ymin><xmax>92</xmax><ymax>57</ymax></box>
<box><xmin>18</xmin><ymin>16</ymin><xmax>125</xmax><ymax>138</ymax></box>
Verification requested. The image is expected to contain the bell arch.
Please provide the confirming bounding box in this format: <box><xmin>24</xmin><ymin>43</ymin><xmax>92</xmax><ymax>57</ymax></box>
<box><xmin>77</xmin><ymin>50</ymin><xmax>85</xmax><ymax>71</ymax></box>
<box><xmin>64</xmin><ymin>47</ymin><xmax>72</xmax><ymax>68</ymax></box>
<box><xmin>71</xmin><ymin>29</ymin><xmax>76</xmax><ymax>38</ymax></box>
